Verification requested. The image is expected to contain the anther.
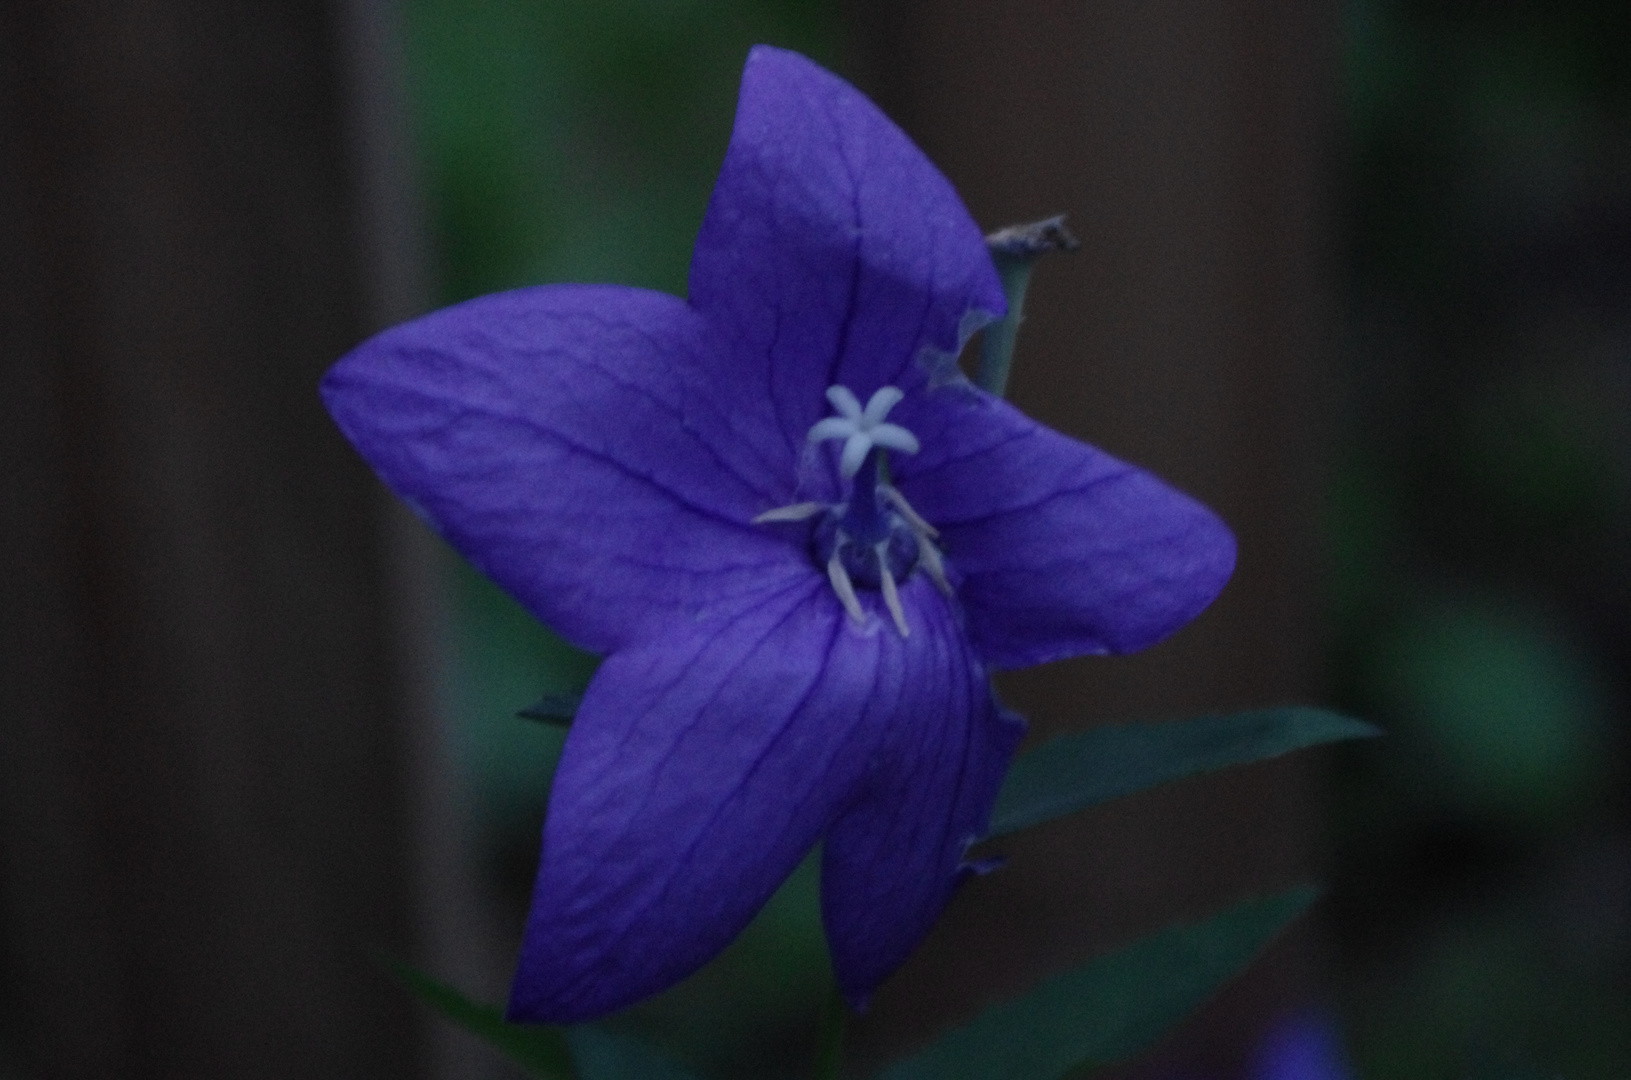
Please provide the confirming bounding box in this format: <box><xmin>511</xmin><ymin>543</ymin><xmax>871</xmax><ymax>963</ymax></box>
<box><xmin>752</xmin><ymin>501</ymin><xmax>828</xmax><ymax>524</ymax></box>
<box><xmin>826</xmin><ymin>546</ymin><xmax>867</xmax><ymax>625</ymax></box>
<box><xmin>875</xmin><ymin>542</ymin><xmax>910</xmax><ymax>636</ymax></box>
<box><xmin>914</xmin><ymin>533</ymin><xmax>954</xmax><ymax>597</ymax></box>
<box><xmin>881</xmin><ymin>486</ymin><xmax>938</xmax><ymax>538</ymax></box>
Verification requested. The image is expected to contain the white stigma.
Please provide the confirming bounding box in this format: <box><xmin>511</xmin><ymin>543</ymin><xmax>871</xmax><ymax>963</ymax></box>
<box><xmin>806</xmin><ymin>385</ymin><xmax>921</xmax><ymax>478</ymax></box>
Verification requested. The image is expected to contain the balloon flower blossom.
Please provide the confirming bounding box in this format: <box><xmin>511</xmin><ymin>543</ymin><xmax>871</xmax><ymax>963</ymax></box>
<box><xmin>323</xmin><ymin>47</ymin><xmax>1234</xmax><ymax>1022</ymax></box>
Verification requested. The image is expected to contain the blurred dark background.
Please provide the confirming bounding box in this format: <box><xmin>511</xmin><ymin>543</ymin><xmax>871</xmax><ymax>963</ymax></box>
<box><xmin>1</xmin><ymin>1</ymin><xmax>1627</xmax><ymax>1078</ymax></box>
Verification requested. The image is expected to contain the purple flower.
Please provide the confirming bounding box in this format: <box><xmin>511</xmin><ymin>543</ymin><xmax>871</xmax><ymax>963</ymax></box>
<box><xmin>322</xmin><ymin>46</ymin><xmax>1234</xmax><ymax>1022</ymax></box>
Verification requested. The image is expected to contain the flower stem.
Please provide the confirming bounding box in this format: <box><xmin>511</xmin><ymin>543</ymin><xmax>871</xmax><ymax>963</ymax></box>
<box><xmin>814</xmin><ymin>983</ymin><xmax>847</xmax><ymax>1080</ymax></box>
<box><xmin>975</xmin><ymin>215</ymin><xmax>1080</xmax><ymax>398</ymax></box>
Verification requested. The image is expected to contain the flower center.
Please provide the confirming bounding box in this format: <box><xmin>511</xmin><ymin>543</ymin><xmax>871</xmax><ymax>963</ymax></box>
<box><xmin>752</xmin><ymin>385</ymin><xmax>950</xmax><ymax>636</ymax></box>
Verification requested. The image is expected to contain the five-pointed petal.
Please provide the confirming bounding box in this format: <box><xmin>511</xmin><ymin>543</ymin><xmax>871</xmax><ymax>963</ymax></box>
<box><xmin>321</xmin><ymin>45</ymin><xmax>1235</xmax><ymax>1023</ymax></box>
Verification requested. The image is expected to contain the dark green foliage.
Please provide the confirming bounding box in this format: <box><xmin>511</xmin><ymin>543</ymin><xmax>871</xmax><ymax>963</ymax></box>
<box><xmin>1334</xmin><ymin>4</ymin><xmax>1631</xmax><ymax>1076</ymax></box>
<box><xmin>402</xmin><ymin>0</ymin><xmax>840</xmax><ymax>303</ymax></box>
<box><xmin>876</xmin><ymin>888</ymin><xmax>1320</xmax><ymax>1080</ymax></box>
<box><xmin>988</xmin><ymin>708</ymin><xmax>1381</xmax><ymax>839</ymax></box>
<box><xmin>566</xmin><ymin>1026</ymin><xmax>708</xmax><ymax>1080</ymax></box>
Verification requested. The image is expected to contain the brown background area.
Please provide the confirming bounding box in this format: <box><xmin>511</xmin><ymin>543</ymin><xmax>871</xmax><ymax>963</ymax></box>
<box><xmin>844</xmin><ymin>2</ymin><xmax>1338</xmax><ymax>1074</ymax></box>
<box><xmin>0</xmin><ymin>2</ymin><xmax>433</xmax><ymax>1076</ymax></box>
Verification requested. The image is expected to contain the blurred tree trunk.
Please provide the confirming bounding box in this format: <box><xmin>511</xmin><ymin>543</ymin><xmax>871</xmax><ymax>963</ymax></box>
<box><xmin>0</xmin><ymin>1</ymin><xmax>456</xmax><ymax>1076</ymax></box>
<box><xmin>845</xmin><ymin>2</ymin><xmax>1338</xmax><ymax>1074</ymax></box>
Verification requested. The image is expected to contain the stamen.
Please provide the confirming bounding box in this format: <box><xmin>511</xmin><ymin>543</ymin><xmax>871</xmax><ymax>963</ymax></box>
<box><xmin>880</xmin><ymin>486</ymin><xmax>939</xmax><ymax>538</ymax></box>
<box><xmin>915</xmin><ymin>533</ymin><xmax>954</xmax><ymax>597</ymax></box>
<box><xmin>779</xmin><ymin>384</ymin><xmax>952</xmax><ymax>621</ymax></box>
<box><xmin>875</xmin><ymin>541</ymin><xmax>910</xmax><ymax>636</ymax></box>
<box><xmin>752</xmin><ymin>501</ymin><xmax>828</xmax><ymax>524</ymax></box>
<box><xmin>826</xmin><ymin>546</ymin><xmax>867</xmax><ymax>625</ymax></box>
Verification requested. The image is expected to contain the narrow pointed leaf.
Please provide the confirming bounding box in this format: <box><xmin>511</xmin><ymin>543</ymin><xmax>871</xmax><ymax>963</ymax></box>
<box><xmin>876</xmin><ymin>886</ymin><xmax>1319</xmax><ymax>1080</ymax></box>
<box><xmin>566</xmin><ymin>1027</ymin><xmax>707</xmax><ymax>1080</ymax></box>
<box><xmin>386</xmin><ymin>960</ymin><xmax>575</xmax><ymax>1079</ymax></box>
<box><xmin>988</xmin><ymin>708</ymin><xmax>1379</xmax><ymax>838</ymax></box>
<box><xmin>518</xmin><ymin>690</ymin><xmax>584</xmax><ymax>726</ymax></box>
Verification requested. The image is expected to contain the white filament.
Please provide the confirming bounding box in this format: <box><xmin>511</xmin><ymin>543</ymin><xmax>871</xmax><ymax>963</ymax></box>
<box><xmin>751</xmin><ymin>501</ymin><xmax>828</xmax><ymax>524</ymax></box>
<box><xmin>826</xmin><ymin>547</ymin><xmax>867</xmax><ymax>625</ymax></box>
<box><xmin>875</xmin><ymin>541</ymin><xmax>910</xmax><ymax>636</ymax></box>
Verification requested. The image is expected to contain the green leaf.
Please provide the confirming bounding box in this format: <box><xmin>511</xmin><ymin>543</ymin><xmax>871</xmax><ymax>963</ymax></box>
<box><xmin>385</xmin><ymin>960</ymin><xmax>575</xmax><ymax>1079</ymax></box>
<box><xmin>566</xmin><ymin>1027</ymin><xmax>707</xmax><ymax>1080</ymax></box>
<box><xmin>875</xmin><ymin>886</ymin><xmax>1319</xmax><ymax>1080</ymax></box>
<box><xmin>988</xmin><ymin>708</ymin><xmax>1379</xmax><ymax>839</ymax></box>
